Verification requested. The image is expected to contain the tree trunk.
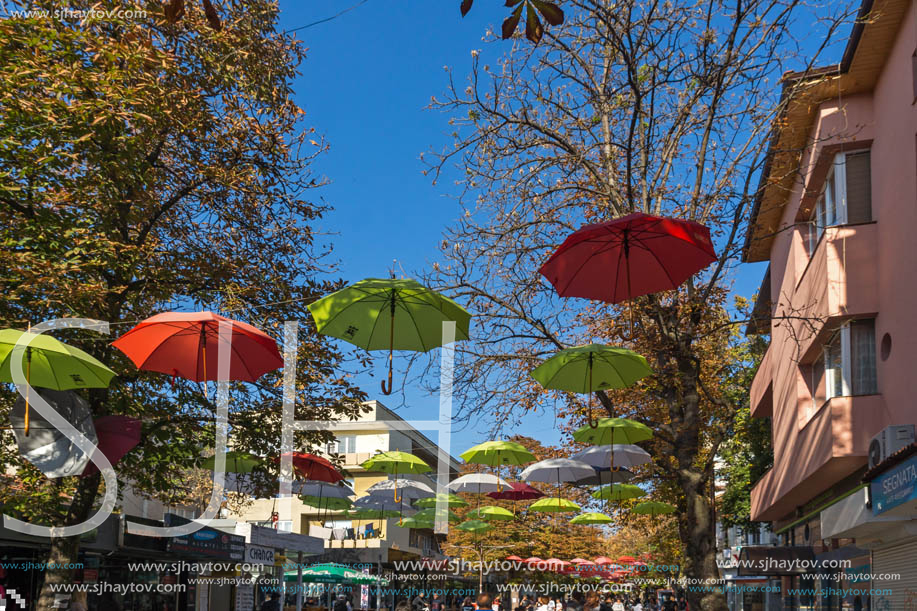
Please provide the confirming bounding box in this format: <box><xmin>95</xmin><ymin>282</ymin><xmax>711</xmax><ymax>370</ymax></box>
<box><xmin>678</xmin><ymin>465</ymin><xmax>726</xmax><ymax>611</ymax></box>
<box><xmin>36</xmin><ymin>473</ymin><xmax>101</xmax><ymax>610</ymax></box>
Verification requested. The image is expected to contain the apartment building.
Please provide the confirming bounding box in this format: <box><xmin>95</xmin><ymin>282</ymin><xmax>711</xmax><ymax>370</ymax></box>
<box><xmin>234</xmin><ymin>400</ymin><xmax>461</xmax><ymax>567</ymax></box>
<box><xmin>742</xmin><ymin>0</ymin><xmax>917</xmax><ymax>608</ymax></box>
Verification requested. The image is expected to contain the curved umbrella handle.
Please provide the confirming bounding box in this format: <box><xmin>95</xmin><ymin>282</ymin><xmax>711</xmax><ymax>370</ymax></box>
<box><xmin>381</xmin><ymin>298</ymin><xmax>396</xmax><ymax>395</ymax></box>
<box><xmin>380</xmin><ymin>362</ymin><xmax>393</xmax><ymax>396</ymax></box>
<box><xmin>393</xmin><ymin>485</ymin><xmax>401</xmax><ymax>504</ymax></box>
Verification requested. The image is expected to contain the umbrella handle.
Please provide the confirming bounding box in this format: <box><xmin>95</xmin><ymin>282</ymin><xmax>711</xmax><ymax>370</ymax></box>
<box><xmin>381</xmin><ymin>299</ymin><xmax>395</xmax><ymax>395</ymax></box>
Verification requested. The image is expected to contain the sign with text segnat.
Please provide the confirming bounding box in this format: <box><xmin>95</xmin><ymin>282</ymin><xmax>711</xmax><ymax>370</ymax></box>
<box><xmin>871</xmin><ymin>454</ymin><xmax>917</xmax><ymax>514</ymax></box>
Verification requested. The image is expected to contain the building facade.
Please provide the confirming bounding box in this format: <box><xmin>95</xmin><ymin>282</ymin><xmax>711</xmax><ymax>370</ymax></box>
<box><xmin>743</xmin><ymin>0</ymin><xmax>917</xmax><ymax>608</ymax></box>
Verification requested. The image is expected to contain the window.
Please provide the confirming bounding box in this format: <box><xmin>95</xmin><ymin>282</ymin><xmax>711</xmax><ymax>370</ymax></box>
<box><xmin>806</xmin><ymin>151</ymin><xmax>872</xmax><ymax>255</ymax></box>
<box><xmin>815</xmin><ymin>320</ymin><xmax>877</xmax><ymax>406</ymax></box>
<box><xmin>326</xmin><ymin>435</ymin><xmax>357</xmax><ymax>454</ymax></box>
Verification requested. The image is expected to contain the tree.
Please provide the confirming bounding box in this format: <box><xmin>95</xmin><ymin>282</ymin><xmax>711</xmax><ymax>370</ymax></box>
<box><xmin>0</xmin><ymin>1</ymin><xmax>366</xmax><ymax>607</ymax></box>
<box><xmin>423</xmin><ymin>1</ymin><xmax>850</xmax><ymax>608</ymax></box>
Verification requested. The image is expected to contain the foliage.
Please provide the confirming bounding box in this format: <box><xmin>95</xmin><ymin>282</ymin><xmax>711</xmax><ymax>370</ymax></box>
<box><xmin>0</xmin><ymin>0</ymin><xmax>367</xmax><ymax>604</ymax></box>
<box><xmin>459</xmin><ymin>0</ymin><xmax>565</xmax><ymax>44</ymax></box>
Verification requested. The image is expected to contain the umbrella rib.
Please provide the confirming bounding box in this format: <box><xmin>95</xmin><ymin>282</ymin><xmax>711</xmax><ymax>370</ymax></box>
<box><xmin>631</xmin><ymin>239</ymin><xmax>681</xmax><ymax>289</ymax></box>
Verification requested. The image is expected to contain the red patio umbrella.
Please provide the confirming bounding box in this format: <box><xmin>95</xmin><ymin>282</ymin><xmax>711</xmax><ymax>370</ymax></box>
<box><xmin>113</xmin><ymin>311</ymin><xmax>283</xmax><ymax>383</ymax></box>
<box><xmin>506</xmin><ymin>555</ymin><xmax>523</xmax><ymax>561</ymax></box>
<box><xmin>276</xmin><ymin>452</ymin><xmax>344</xmax><ymax>483</ymax></box>
<box><xmin>81</xmin><ymin>415</ymin><xmax>142</xmax><ymax>476</ymax></box>
<box><xmin>524</xmin><ymin>557</ymin><xmax>543</xmax><ymax>564</ymax></box>
<box><xmin>594</xmin><ymin>556</ymin><xmax>615</xmax><ymax>565</ymax></box>
<box><xmin>570</xmin><ymin>558</ymin><xmax>593</xmax><ymax>564</ymax></box>
<box><xmin>617</xmin><ymin>555</ymin><xmax>637</xmax><ymax>564</ymax></box>
<box><xmin>539</xmin><ymin>213</ymin><xmax>717</xmax><ymax>304</ymax></box>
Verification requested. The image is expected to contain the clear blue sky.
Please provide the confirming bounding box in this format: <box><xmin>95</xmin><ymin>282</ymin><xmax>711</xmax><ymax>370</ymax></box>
<box><xmin>277</xmin><ymin>0</ymin><xmax>770</xmax><ymax>454</ymax></box>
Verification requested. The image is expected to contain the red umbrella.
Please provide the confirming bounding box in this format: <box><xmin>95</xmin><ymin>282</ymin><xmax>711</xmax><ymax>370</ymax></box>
<box><xmin>81</xmin><ymin>415</ymin><xmax>142</xmax><ymax>476</ymax></box>
<box><xmin>276</xmin><ymin>452</ymin><xmax>344</xmax><ymax>483</ymax></box>
<box><xmin>594</xmin><ymin>556</ymin><xmax>615</xmax><ymax>565</ymax></box>
<box><xmin>539</xmin><ymin>213</ymin><xmax>717</xmax><ymax>304</ymax></box>
<box><xmin>487</xmin><ymin>481</ymin><xmax>545</xmax><ymax>501</ymax></box>
<box><xmin>617</xmin><ymin>555</ymin><xmax>637</xmax><ymax>564</ymax></box>
<box><xmin>113</xmin><ymin>311</ymin><xmax>283</xmax><ymax>383</ymax></box>
<box><xmin>524</xmin><ymin>557</ymin><xmax>543</xmax><ymax>564</ymax></box>
<box><xmin>506</xmin><ymin>555</ymin><xmax>523</xmax><ymax>562</ymax></box>
<box><xmin>570</xmin><ymin>558</ymin><xmax>593</xmax><ymax>565</ymax></box>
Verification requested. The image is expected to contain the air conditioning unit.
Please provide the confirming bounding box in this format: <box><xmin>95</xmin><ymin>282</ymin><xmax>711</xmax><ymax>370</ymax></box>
<box><xmin>868</xmin><ymin>425</ymin><xmax>916</xmax><ymax>469</ymax></box>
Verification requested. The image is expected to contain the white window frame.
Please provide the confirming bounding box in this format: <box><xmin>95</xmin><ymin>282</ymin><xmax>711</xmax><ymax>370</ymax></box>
<box><xmin>808</xmin><ymin>152</ymin><xmax>855</xmax><ymax>254</ymax></box>
<box><xmin>824</xmin><ymin>325</ymin><xmax>852</xmax><ymax>400</ymax></box>
<box><xmin>326</xmin><ymin>435</ymin><xmax>357</xmax><ymax>454</ymax></box>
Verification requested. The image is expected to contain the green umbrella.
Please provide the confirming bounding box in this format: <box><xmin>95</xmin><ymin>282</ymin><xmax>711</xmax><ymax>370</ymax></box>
<box><xmin>395</xmin><ymin>517</ymin><xmax>434</xmax><ymax>529</ymax></box>
<box><xmin>300</xmin><ymin>495</ymin><xmax>353</xmax><ymax>511</ymax></box>
<box><xmin>413</xmin><ymin>493</ymin><xmax>468</xmax><ymax>508</ymax></box>
<box><xmin>632</xmin><ymin>501</ymin><xmax>676</xmax><ymax>517</ymax></box>
<box><xmin>0</xmin><ymin>328</ymin><xmax>116</xmax><ymax>436</ymax></box>
<box><xmin>414</xmin><ymin>507</ymin><xmax>461</xmax><ymax>523</ymax></box>
<box><xmin>467</xmin><ymin>505</ymin><xmax>515</xmax><ymax>521</ymax></box>
<box><xmin>460</xmin><ymin>440</ymin><xmax>536</xmax><ymax>466</ymax></box>
<box><xmin>201</xmin><ymin>451</ymin><xmax>261</xmax><ymax>473</ymax></box>
<box><xmin>456</xmin><ymin>519</ymin><xmax>494</xmax><ymax>534</ymax></box>
<box><xmin>284</xmin><ymin>564</ymin><xmax>389</xmax><ymax>585</ymax></box>
<box><xmin>532</xmin><ymin>345</ymin><xmax>651</xmax><ymax>427</ymax></box>
<box><xmin>307</xmin><ymin>278</ymin><xmax>471</xmax><ymax>394</ymax></box>
<box><xmin>591</xmin><ymin>484</ymin><xmax>646</xmax><ymax>501</ymax></box>
<box><xmin>572</xmin><ymin>417</ymin><xmax>653</xmax><ymax>445</ymax></box>
<box><xmin>361</xmin><ymin>451</ymin><xmax>431</xmax><ymax>502</ymax></box>
<box><xmin>570</xmin><ymin>512</ymin><xmax>614</xmax><ymax>525</ymax></box>
<box><xmin>528</xmin><ymin>498</ymin><xmax>580</xmax><ymax>513</ymax></box>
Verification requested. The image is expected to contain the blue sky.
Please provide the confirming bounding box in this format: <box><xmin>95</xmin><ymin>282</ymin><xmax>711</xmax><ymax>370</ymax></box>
<box><xmin>277</xmin><ymin>0</ymin><xmax>770</xmax><ymax>454</ymax></box>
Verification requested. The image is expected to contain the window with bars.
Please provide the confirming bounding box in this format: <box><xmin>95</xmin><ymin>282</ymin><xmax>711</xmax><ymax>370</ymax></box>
<box><xmin>806</xmin><ymin>151</ymin><xmax>872</xmax><ymax>256</ymax></box>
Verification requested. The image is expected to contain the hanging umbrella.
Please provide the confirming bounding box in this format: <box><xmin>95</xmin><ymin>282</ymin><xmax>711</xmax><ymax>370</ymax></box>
<box><xmin>414</xmin><ymin>508</ymin><xmax>461</xmax><ymax>524</ymax></box>
<box><xmin>301</xmin><ymin>496</ymin><xmax>352</xmax><ymax>511</ymax></box>
<box><xmin>366</xmin><ymin>479</ymin><xmax>435</xmax><ymax>500</ymax></box>
<box><xmin>395</xmin><ymin>517</ymin><xmax>433</xmax><ymax>529</ymax></box>
<box><xmin>591</xmin><ymin>484</ymin><xmax>646</xmax><ymax>501</ymax></box>
<box><xmin>296</xmin><ymin>482</ymin><xmax>355</xmax><ymax>521</ymax></box>
<box><xmin>467</xmin><ymin>506</ymin><xmax>515</xmax><ymax>521</ymax></box>
<box><xmin>530</xmin><ymin>344</ymin><xmax>652</xmax><ymax>426</ymax></box>
<box><xmin>528</xmin><ymin>498</ymin><xmax>580</xmax><ymax>513</ymax></box>
<box><xmin>539</xmin><ymin>212</ymin><xmax>717</xmax><ymax>304</ymax></box>
<box><xmin>569</xmin><ymin>512</ymin><xmax>614</xmax><ymax>525</ymax></box>
<box><xmin>112</xmin><ymin>311</ymin><xmax>283</xmax><ymax>383</ymax></box>
<box><xmin>201</xmin><ymin>451</ymin><xmax>261</xmax><ymax>473</ymax></box>
<box><xmin>413</xmin><ymin>493</ymin><xmax>468</xmax><ymax>508</ymax></box>
<box><xmin>81</xmin><ymin>415</ymin><xmax>142</xmax><ymax>476</ymax></box>
<box><xmin>361</xmin><ymin>451</ymin><xmax>431</xmax><ymax>502</ymax></box>
<box><xmin>446</xmin><ymin>473</ymin><xmax>510</xmax><ymax>495</ymax></box>
<box><xmin>487</xmin><ymin>481</ymin><xmax>545</xmax><ymax>501</ymax></box>
<box><xmin>572</xmin><ymin>445</ymin><xmax>652</xmax><ymax>469</ymax></box>
<box><xmin>348</xmin><ymin>507</ymin><xmax>402</xmax><ymax>519</ymax></box>
<box><xmin>570</xmin><ymin>466</ymin><xmax>634</xmax><ymax>487</ymax></box>
<box><xmin>460</xmin><ymin>440</ymin><xmax>536</xmax><ymax>466</ymax></box>
<box><xmin>1</xmin><ymin>329</ymin><xmax>116</xmax><ymax>436</ymax></box>
<box><xmin>456</xmin><ymin>519</ymin><xmax>493</xmax><ymax>534</ymax></box>
<box><xmin>573</xmin><ymin>418</ymin><xmax>653</xmax><ymax>475</ymax></box>
<box><xmin>277</xmin><ymin>452</ymin><xmax>344</xmax><ymax>483</ymax></box>
<box><xmin>9</xmin><ymin>389</ymin><xmax>97</xmax><ymax>477</ymax></box>
<box><xmin>520</xmin><ymin>458</ymin><xmax>595</xmax><ymax>485</ymax></box>
<box><xmin>354</xmin><ymin>496</ymin><xmax>416</xmax><ymax>514</ymax></box>
<box><xmin>307</xmin><ymin>278</ymin><xmax>471</xmax><ymax>394</ymax></box>
<box><xmin>632</xmin><ymin>501</ymin><xmax>676</xmax><ymax>517</ymax></box>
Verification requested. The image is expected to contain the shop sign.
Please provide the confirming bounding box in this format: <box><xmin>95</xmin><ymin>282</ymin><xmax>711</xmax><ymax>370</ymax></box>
<box><xmin>165</xmin><ymin>514</ymin><xmax>245</xmax><ymax>560</ymax></box>
<box><xmin>871</xmin><ymin>454</ymin><xmax>917</xmax><ymax>514</ymax></box>
<box><xmin>245</xmin><ymin>544</ymin><xmax>276</xmax><ymax>565</ymax></box>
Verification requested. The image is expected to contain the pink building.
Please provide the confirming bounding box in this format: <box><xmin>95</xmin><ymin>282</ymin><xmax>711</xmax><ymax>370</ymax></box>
<box><xmin>743</xmin><ymin>0</ymin><xmax>917</xmax><ymax>607</ymax></box>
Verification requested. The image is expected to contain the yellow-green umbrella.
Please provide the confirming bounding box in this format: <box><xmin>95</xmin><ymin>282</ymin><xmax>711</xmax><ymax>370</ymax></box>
<box><xmin>570</xmin><ymin>512</ymin><xmax>614</xmax><ymax>525</ymax></box>
<box><xmin>456</xmin><ymin>519</ymin><xmax>494</xmax><ymax>534</ymax></box>
<box><xmin>591</xmin><ymin>484</ymin><xmax>646</xmax><ymax>501</ymax></box>
<box><xmin>360</xmin><ymin>451</ymin><xmax>431</xmax><ymax>502</ymax></box>
<box><xmin>460</xmin><ymin>440</ymin><xmax>536</xmax><ymax>466</ymax></box>
<box><xmin>467</xmin><ymin>505</ymin><xmax>515</xmax><ymax>521</ymax></box>
<box><xmin>413</xmin><ymin>493</ymin><xmax>468</xmax><ymax>508</ymax></box>
<box><xmin>414</xmin><ymin>507</ymin><xmax>461</xmax><ymax>523</ymax></box>
<box><xmin>307</xmin><ymin>278</ymin><xmax>471</xmax><ymax>395</ymax></box>
<box><xmin>528</xmin><ymin>498</ymin><xmax>580</xmax><ymax>513</ymax></box>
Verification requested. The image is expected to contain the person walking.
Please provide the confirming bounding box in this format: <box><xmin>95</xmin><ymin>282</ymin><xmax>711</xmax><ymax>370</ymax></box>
<box><xmin>610</xmin><ymin>598</ymin><xmax>624</xmax><ymax>611</ymax></box>
<box><xmin>462</xmin><ymin>597</ymin><xmax>476</xmax><ymax>611</ymax></box>
<box><xmin>262</xmin><ymin>593</ymin><xmax>282</xmax><ymax>611</ymax></box>
<box><xmin>535</xmin><ymin>596</ymin><xmax>552</xmax><ymax>611</ymax></box>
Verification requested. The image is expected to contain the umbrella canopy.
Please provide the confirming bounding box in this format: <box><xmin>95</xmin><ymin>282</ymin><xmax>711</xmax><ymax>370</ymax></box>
<box><xmin>572</xmin><ymin>445</ymin><xmax>652</xmax><ymax>469</ymax></box>
<box><xmin>284</xmin><ymin>564</ymin><xmax>388</xmax><ymax>585</ymax></box>
<box><xmin>112</xmin><ymin>311</ymin><xmax>282</xmax><ymax>382</ymax></box>
<box><xmin>293</xmin><ymin>481</ymin><xmax>354</xmax><ymax>499</ymax></box>
<box><xmin>456</xmin><ymin>519</ymin><xmax>493</xmax><ymax>534</ymax></box>
<box><xmin>361</xmin><ymin>451</ymin><xmax>431</xmax><ymax>475</ymax></box>
<box><xmin>569</xmin><ymin>512</ymin><xmax>614</xmax><ymax>525</ymax></box>
<box><xmin>413</xmin><ymin>493</ymin><xmax>468</xmax><ymax>508</ymax></box>
<box><xmin>591</xmin><ymin>484</ymin><xmax>646</xmax><ymax>501</ymax></box>
<box><xmin>395</xmin><ymin>517</ymin><xmax>433</xmax><ymax>529</ymax></box>
<box><xmin>632</xmin><ymin>501</ymin><xmax>676</xmax><ymax>517</ymax></box>
<box><xmin>530</xmin><ymin>345</ymin><xmax>651</xmax><ymax>393</ymax></box>
<box><xmin>570</xmin><ymin>466</ymin><xmax>634</xmax><ymax>487</ymax></box>
<box><xmin>300</xmin><ymin>496</ymin><xmax>352</xmax><ymax>511</ymax></box>
<box><xmin>278</xmin><ymin>452</ymin><xmax>344</xmax><ymax>483</ymax></box>
<box><xmin>617</xmin><ymin>556</ymin><xmax>637</xmax><ymax>564</ymax></box>
<box><xmin>572</xmin><ymin>417</ymin><xmax>653</xmax><ymax>446</ymax></box>
<box><xmin>307</xmin><ymin>278</ymin><xmax>471</xmax><ymax>394</ymax></box>
<box><xmin>467</xmin><ymin>505</ymin><xmax>515</xmax><ymax>521</ymax></box>
<box><xmin>366</xmin><ymin>479</ymin><xmax>435</xmax><ymax>500</ymax></box>
<box><xmin>528</xmin><ymin>498</ymin><xmax>580</xmax><ymax>513</ymax></box>
<box><xmin>570</xmin><ymin>558</ymin><xmax>594</xmax><ymax>565</ymax></box>
<box><xmin>446</xmin><ymin>473</ymin><xmax>510</xmax><ymax>494</ymax></box>
<box><xmin>348</xmin><ymin>508</ymin><xmax>402</xmax><ymax>519</ymax></box>
<box><xmin>525</xmin><ymin>557</ymin><xmax>543</xmax><ymax>564</ymax></box>
<box><xmin>538</xmin><ymin>212</ymin><xmax>717</xmax><ymax>304</ymax></box>
<box><xmin>594</xmin><ymin>556</ymin><xmax>615</xmax><ymax>565</ymax></box>
<box><xmin>487</xmin><ymin>481</ymin><xmax>545</xmax><ymax>501</ymax></box>
<box><xmin>414</xmin><ymin>508</ymin><xmax>461</xmax><ymax>524</ymax></box>
<box><xmin>519</xmin><ymin>458</ymin><xmax>595</xmax><ymax>484</ymax></box>
<box><xmin>1</xmin><ymin>329</ymin><xmax>116</xmax><ymax>435</ymax></box>
<box><xmin>81</xmin><ymin>415</ymin><xmax>142</xmax><ymax>476</ymax></box>
<box><xmin>10</xmin><ymin>389</ymin><xmax>97</xmax><ymax>477</ymax></box>
<box><xmin>460</xmin><ymin>440</ymin><xmax>536</xmax><ymax>467</ymax></box>
<box><xmin>201</xmin><ymin>451</ymin><xmax>261</xmax><ymax>473</ymax></box>
<box><xmin>506</xmin><ymin>555</ymin><xmax>524</xmax><ymax>561</ymax></box>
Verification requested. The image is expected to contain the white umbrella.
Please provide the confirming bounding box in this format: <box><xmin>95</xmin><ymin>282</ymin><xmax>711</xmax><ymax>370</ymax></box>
<box><xmin>520</xmin><ymin>458</ymin><xmax>595</xmax><ymax>484</ymax></box>
<box><xmin>446</xmin><ymin>473</ymin><xmax>511</xmax><ymax>494</ymax></box>
<box><xmin>571</xmin><ymin>444</ymin><xmax>651</xmax><ymax>469</ymax></box>
<box><xmin>354</xmin><ymin>496</ymin><xmax>416</xmax><ymax>514</ymax></box>
<box><xmin>293</xmin><ymin>481</ymin><xmax>354</xmax><ymax>499</ymax></box>
<box><xmin>366</xmin><ymin>479</ymin><xmax>435</xmax><ymax>499</ymax></box>
<box><xmin>10</xmin><ymin>389</ymin><xmax>97</xmax><ymax>478</ymax></box>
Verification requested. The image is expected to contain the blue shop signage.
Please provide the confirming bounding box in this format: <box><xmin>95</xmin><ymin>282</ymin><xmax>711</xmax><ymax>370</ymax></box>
<box><xmin>871</xmin><ymin>454</ymin><xmax>917</xmax><ymax>514</ymax></box>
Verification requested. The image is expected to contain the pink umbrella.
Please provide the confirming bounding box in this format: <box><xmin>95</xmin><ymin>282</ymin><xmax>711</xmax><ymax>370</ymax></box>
<box><xmin>594</xmin><ymin>556</ymin><xmax>615</xmax><ymax>565</ymax></box>
<box><xmin>81</xmin><ymin>415</ymin><xmax>142</xmax><ymax>476</ymax></box>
